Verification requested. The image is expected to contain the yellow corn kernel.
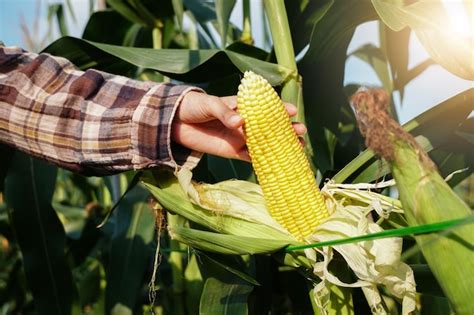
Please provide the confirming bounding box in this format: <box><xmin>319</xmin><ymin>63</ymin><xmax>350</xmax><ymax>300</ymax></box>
<box><xmin>237</xmin><ymin>71</ymin><xmax>329</xmax><ymax>240</ymax></box>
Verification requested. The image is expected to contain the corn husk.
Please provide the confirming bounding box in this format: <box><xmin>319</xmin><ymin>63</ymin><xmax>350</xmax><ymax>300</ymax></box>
<box><xmin>352</xmin><ymin>89</ymin><xmax>474</xmax><ymax>315</ymax></box>
<box><xmin>307</xmin><ymin>203</ymin><xmax>416</xmax><ymax>315</ymax></box>
<box><xmin>142</xmin><ymin>169</ymin><xmax>416</xmax><ymax>314</ymax></box>
<box><xmin>176</xmin><ymin>168</ymin><xmax>289</xmax><ymax>233</ymax></box>
<box><xmin>142</xmin><ymin>169</ymin><xmax>296</xmax><ymax>255</ymax></box>
<box><xmin>390</xmin><ymin>145</ymin><xmax>474</xmax><ymax>315</ymax></box>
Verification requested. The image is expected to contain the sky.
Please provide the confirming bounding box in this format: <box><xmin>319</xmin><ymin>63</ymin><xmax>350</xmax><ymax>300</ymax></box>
<box><xmin>0</xmin><ymin>0</ymin><xmax>472</xmax><ymax>124</ymax></box>
<box><xmin>0</xmin><ymin>0</ymin><xmax>91</xmax><ymax>48</ymax></box>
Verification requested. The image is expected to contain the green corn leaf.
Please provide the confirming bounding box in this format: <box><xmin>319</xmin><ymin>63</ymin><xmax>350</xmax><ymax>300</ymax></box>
<box><xmin>372</xmin><ymin>0</ymin><xmax>474</xmax><ymax>80</ymax></box>
<box><xmin>82</xmin><ymin>10</ymin><xmax>135</xmax><ymax>46</ymax></box>
<box><xmin>215</xmin><ymin>0</ymin><xmax>237</xmax><ymax>48</ymax></box>
<box><xmin>48</xmin><ymin>4</ymin><xmax>69</xmax><ymax>37</ymax></box>
<box><xmin>379</xmin><ymin>24</ymin><xmax>411</xmax><ymax>100</ymax></box>
<box><xmin>286</xmin><ymin>0</ymin><xmax>335</xmax><ymax>55</ymax></box>
<box><xmin>411</xmin><ymin>264</ymin><xmax>446</xmax><ymax>297</ymax></box>
<box><xmin>97</xmin><ymin>171</ymin><xmax>142</xmax><ymax>228</ymax></box>
<box><xmin>64</xmin><ymin>0</ymin><xmax>76</xmax><ymax>23</ymax></box>
<box><xmin>299</xmin><ymin>0</ymin><xmax>377</xmax><ymax>172</ymax></box>
<box><xmin>184</xmin><ymin>254</ymin><xmax>204</xmax><ymax>315</ymax></box>
<box><xmin>105</xmin><ymin>185</ymin><xmax>155</xmax><ymax>314</ymax></box>
<box><xmin>183</xmin><ymin>0</ymin><xmax>216</xmax><ymax>22</ymax></box>
<box><xmin>107</xmin><ymin>0</ymin><xmax>156</xmax><ymax>27</ymax></box>
<box><xmin>350</xmin><ymin>44</ymin><xmax>394</xmax><ymax>93</ymax></box>
<box><xmin>43</xmin><ymin>36</ymin><xmax>294</xmax><ymax>86</ymax></box>
<box><xmin>199</xmin><ymin>277</ymin><xmax>253</xmax><ymax>315</ymax></box>
<box><xmin>75</xmin><ymin>258</ymin><xmax>103</xmax><ymax>309</ymax></box>
<box><xmin>0</xmin><ymin>145</ymin><xmax>13</xmax><ymax>193</ymax></box>
<box><xmin>4</xmin><ymin>152</ymin><xmax>77</xmax><ymax>314</ymax></box>
<box><xmin>419</xmin><ymin>294</ymin><xmax>452</xmax><ymax>315</ymax></box>
<box><xmin>196</xmin><ymin>252</ymin><xmax>260</xmax><ymax>286</ymax></box>
<box><xmin>172</xmin><ymin>0</ymin><xmax>184</xmax><ymax>32</ymax></box>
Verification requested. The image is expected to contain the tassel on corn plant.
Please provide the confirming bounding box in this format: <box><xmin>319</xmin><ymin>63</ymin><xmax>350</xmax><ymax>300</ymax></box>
<box><xmin>351</xmin><ymin>89</ymin><xmax>474</xmax><ymax>315</ymax></box>
<box><xmin>237</xmin><ymin>71</ymin><xmax>330</xmax><ymax>240</ymax></box>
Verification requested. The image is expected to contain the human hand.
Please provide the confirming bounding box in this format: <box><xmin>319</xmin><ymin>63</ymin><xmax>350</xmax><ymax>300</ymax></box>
<box><xmin>171</xmin><ymin>91</ymin><xmax>307</xmax><ymax>161</ymax></box>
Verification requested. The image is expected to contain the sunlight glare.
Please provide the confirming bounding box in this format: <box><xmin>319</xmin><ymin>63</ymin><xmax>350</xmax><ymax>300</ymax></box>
<box><xmin>442</xmin><ymin>0</ymin><xmax>473</xmax><ymax>38</ymax></box>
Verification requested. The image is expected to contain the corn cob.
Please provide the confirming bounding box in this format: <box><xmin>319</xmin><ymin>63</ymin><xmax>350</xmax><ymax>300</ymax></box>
<box><xmin>352</xmin><ymin>89</ymin><xmax>474</xmax><ymax>315</ymax></box>
<box><xmin>237</xmin><ymin>71</ymin><xmax>329</xmax><ymax>240</ymax></box>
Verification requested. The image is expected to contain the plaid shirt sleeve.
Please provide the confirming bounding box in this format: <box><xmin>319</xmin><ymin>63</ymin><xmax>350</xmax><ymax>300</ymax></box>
<box><xmin>0</xmin><ymin>45</ymin><xmax>203</xmax><ymax>176</ymax></box>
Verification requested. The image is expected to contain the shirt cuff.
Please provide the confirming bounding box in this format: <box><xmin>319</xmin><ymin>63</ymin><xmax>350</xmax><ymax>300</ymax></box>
<box><xmin>131</xmin><ymin>83</ymin><xmax>204</xmax><ymax>171</ymax></box>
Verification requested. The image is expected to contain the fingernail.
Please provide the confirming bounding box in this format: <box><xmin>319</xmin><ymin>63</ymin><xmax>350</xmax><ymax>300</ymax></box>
<box><xmin>228</xmin><ymin>114</ymin><xmax>242</xmax><ymax>127</ymax></box>
<box><xmin>300</xmin><ymin>125</ymin><xmax>307</xmax><ymax>134</ymax></box>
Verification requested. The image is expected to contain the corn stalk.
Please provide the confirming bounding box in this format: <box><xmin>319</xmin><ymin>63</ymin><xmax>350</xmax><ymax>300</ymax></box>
<box><xmin>263</xmin><ymin>0</ymin><xmax>314</xmax><ymax>161</ymax></box>
<box><xmin>240</xmin><ymin>0</ymin><xmax>253</xmax><ymax>44</ymax></box>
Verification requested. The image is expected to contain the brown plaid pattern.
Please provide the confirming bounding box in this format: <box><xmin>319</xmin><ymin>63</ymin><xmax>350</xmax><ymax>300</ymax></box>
<box><xmin>0</xmin><ymin>45</ymin><xmax>203</xmax><ymax>175</ymax></box>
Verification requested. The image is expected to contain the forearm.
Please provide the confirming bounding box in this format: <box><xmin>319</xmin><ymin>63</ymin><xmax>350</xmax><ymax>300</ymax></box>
<box><xmin>0</xmin><ymin>46</ymin><xmax>202</xmax><ymax>176</ymax></box>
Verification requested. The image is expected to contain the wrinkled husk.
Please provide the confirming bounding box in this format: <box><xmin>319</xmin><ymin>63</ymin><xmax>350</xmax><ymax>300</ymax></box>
<box><xmin>306</xmin><ymin>204</ymin><xmax>415</xmax><ymax>315</ymax></box>
<box><xmin>142</xmin><ymin>169</ymin><xmax>417</xmax><ymax>314</ymax></box>
<box><xmin>142</xmin><ymin>169</ymin><xmax>296</xmax><ymax>254</ymax></box>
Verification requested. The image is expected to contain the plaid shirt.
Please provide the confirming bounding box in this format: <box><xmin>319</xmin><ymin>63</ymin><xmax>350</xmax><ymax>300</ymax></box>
<box><xmin>0</xmin><ymin>44</ymin><xmax>203</xmax><ymax>176</ymax></box>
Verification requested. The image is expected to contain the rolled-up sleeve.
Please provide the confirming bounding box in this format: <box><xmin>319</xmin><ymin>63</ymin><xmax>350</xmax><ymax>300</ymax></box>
<box><xmin>0</xmin><ymin>45</ymin><xmax>203</xmax><ymax>176</ymax></box>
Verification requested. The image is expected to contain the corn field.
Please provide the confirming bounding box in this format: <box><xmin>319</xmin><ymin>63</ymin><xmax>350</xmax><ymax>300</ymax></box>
<box><xmin>1</xmin><ymin>0</ymin><xmax>473</xmax><ymax>314</ymax></box>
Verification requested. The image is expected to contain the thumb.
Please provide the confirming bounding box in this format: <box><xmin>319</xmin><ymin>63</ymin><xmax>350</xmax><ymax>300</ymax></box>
<box><xmin>207</xmin><ymin>97</ymin><xmax>244</xmax><ymax>129</ymax></box>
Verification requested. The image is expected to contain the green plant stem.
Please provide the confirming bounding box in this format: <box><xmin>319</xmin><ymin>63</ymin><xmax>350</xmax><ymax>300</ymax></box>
<box><xmin>152</xmin><ymin>26</ymin><xmax>162</xmax><ymax>50</ymax></box>
<box><xmin>262</xmin><ymin>0</ymin><xmax>297</xmax><ymax>104</ymax></box>
<box><xmin>187</xmin><ymin>13</ymin><xmax>199</xmax><ymax>49</ymax></box>
<box><xmin>332</xmin><ymin>149</ymin><xmax>374</xmax><ymax>183</ymax></box>
<box><xmin>263</xmin><ymin>0</ymin><xmax>314</xmax><ymax>160</ymax></box>
<box><xmin>152</xmin><ymin>22</ymin><xmax>169</xmax><ymax>82</ymax></box>
<box><xmin>241</xmin><ymin>0</ymin><xmax>253</xmax><ymax>44</ymax></box>
<box><xmin>378</xmin><ymin>23</ymin><xmax>399</xmax><ymax>121</ymax></box>
<box><xmin>167</xmin><ymin>213</ymin><xmax>186</xmax><ymax>315</ymax></box>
